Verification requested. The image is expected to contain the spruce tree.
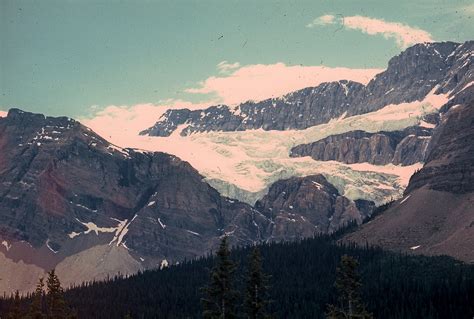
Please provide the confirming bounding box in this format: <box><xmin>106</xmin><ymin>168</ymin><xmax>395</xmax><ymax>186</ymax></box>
<box><xmin>28</xmin><ymin>277</ymin><xmax>45</xmax><ymax>319</ymax></box>
<box><xmin>46</xmin><ymin>269</ymin><xmax>67</xmax><ymax>319</ymax></box>
<box><xmin>7</xmin><ymin>290</ymin><xmax>22</xmax><ymax>319</ymax></box>
<box><xmin>244</xmin><ymin>247</ymin><xmax>271</xmax><ymax>319</ymax></box>
<box><xmin>326</xmin><ymin>255</ymin><xmax>373</xmax><ymax>319</ymax></box>
<box><xmin>201</xmin><ymin>236</ymin><xmax>239</xmax><ymax>319</ymax></box>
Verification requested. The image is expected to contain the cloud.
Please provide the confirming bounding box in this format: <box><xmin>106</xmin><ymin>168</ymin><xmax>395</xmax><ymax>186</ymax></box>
<box><xmin>307</xmin><ymin>14</ymin><xmax>433</xmax><ymax>48</ymax></box>
<box><xmin>83</xmin><ymin>62</ymin><xmax>382</xmax><ymax>147</ymax></box>
<box><xmin>0</xmin><ymin>110</ymin><xmax>7</xmax><ymax>118</ymax></box>
<box><xmin>306</xmin><ymin>14</ymin><xmax>336</xmax><ymax>27</ymax></box>
<box><xmin>463</xmin><ymin>3</ymin><xmax>474</xmax><ymax>14</ymax></box>
<box><xmin>81</xmin><ymin>99</ymin><xmax>215</xmax><ymax>145</ymax></box>
<box><xmin>185</xmin><ymin>63</ymin><xmax>382</xmax><ymax>105</ymax></box>
<box><xmin>217</xmin><ymin>61</ymin><xmax>241</xmax><ymax>73</ymax></box>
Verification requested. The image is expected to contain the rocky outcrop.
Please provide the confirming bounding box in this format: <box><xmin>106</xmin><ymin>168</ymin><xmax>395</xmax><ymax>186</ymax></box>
<box><xmin>405</xmin><ymin>96</ymin><xmax>474</xmax><ymax>194</ymax></box>
<box><xmin>289</xmin><ymin>126</ymin><xmax>432</xmax><ymax>166</ymax></box>
<box><xmin>255</xmin><ymin>175</ymin><xmax>374</xmax><ymax>240</ymax></box>
<box><xmin>141</xmin><ymin>41</ymin><xmax>472</xmax><ymax>136</ymax></box>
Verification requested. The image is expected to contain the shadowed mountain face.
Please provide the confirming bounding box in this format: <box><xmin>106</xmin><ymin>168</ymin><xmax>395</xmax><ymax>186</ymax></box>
<box><xmin>0</xmin><ymin>109</ymin><xmax>369</xmax><ymax>293</ymax></box>
<box><xmin>0</xmin><ymin>109</ymin><xmax>271</xmax><ymax>291</ymax></box>
<box><xmin>255</xmin><ymin>175</ymin><xmax>374</xmax><ymax>240</ymax></box>
<box><xmin>290</xmin><ymin>126</ymin><xmax>433</xmax><ymax>166</ymax></box>
<box><xmin>141</xmin><ymin>41</ymin><xmax>472</xmax><ymax>137</ymax></box>
<box><xmin>344</xmin><ymin>97</ymin><xmax>474</xmax><ymax>262</ymax></box>
<box><xmin>0</xmin><ymin>108</ymin><xmax>270</xmax><ymax>253</ymax></box>
<box><xmin>405</xmin><ymin>96</ymin><xmax>474</xmax><ymax>194</ymax></box>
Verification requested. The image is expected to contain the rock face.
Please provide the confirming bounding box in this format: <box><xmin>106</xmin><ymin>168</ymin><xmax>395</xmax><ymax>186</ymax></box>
<box><xmin>141</xmin><ymin>41</ymin><xmax>472</xmax><ymax>137</ymax></box>
<box><xmin>255</xmin><ymin>175</ymin><xmax>374</xmax><ymax>240</ymax></box>
<box><xmin>0</xmin><ymin>109</ymin><xmax>369</xmax><ymax>293</ymax></box>
<box><xmin>289</xmin><ymin>126</ymin><xmax>432</xmax><ymax>166</ymax></box>
<box><xmin>0</xmin><ymin>109</ymin><xmax>272</xmax><ymax>290</ymax></box>
<box><xmin>343</xmin><ymin>95</ymin><xmax>474</xmax><ymax>263</ymax></box>
<box><xmin>406</xmin><ymin>96</ymin><xmax>474</xmax><ymax>194</ymax></box>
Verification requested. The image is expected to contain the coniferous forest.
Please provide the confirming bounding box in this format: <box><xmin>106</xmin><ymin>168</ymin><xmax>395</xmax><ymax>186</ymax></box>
<box><xmin>1</xmin><ymin>233</ymin><xmax>473</xmax><ymax>319</ymax></box>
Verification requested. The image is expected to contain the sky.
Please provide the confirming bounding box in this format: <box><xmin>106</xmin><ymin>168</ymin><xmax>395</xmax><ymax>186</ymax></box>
<box><xmin>1</xmin><ymin>0</ymin><xmax>473</xmax><ymax>121</ymax></box>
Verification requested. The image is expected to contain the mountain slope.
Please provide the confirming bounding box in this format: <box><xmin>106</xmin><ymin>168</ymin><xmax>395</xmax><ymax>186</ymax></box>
<box><xmin>0</xmin><ymin>109</ymin><xmax>272</xmax><ymax>292</ymax></box>
<box><xmin>343</xmin><ymin>96</ymin><xmax>474</xmax><ymax>262</ymax></box>
<box><xmin>141</xmin><ymin>41</ymin><xmax>472</xmax><ymax>137</ymax></box>
<box><xmin>128</xmin><ymin>41</ymin><xmax>471</xmax><ymax>211</ymax></box>
<box><xmin>2</xmin><ymin>236</ymin><xmax>473</xmax><ymax>319</ymax></box>
<box><xmin>255</xmin><ymin>175</ymin><xmax>374</xmax><ymax>239</ymax></box>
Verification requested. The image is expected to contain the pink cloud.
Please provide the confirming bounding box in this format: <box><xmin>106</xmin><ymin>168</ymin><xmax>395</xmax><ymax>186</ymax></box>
<box><xmin>81</xmin><ymin>99</ymin><xmax>215</xmax><ymax>143</ymax></box>
<box><xmin>83</xmin><ymin>62</ymin><xmax>382</xmax><ymax>147</ymax></box>
<box><xmin>186</xmin><ymin>63</ymin><xmax>382</xmax><ymax>105</ymax></box>
<box><xmin>217</xmin><ymin>61</ymin><xmax>241</xmax><ymax>73</ymax></box>
<box><xmin>307</xmin><ymin>15</ymin><xmax>433</xmax><ymax>48</ymax></box>
<box><xmin>306</xmin><ymin>14</ymin><xmax>336</xmax><ymax>27</ymax></box>
<box><xmin>344</xmin><ymin>16</ymin><xmax>433</xmax><ymax>48</ymax></box>
<box><xmin>0</xmin><ymin>110</ymin><xmax>7</xmax><ymax>118</ymax></box>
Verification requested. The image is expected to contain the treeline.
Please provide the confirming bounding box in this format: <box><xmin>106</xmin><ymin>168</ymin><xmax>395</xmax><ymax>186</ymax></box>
<box><xmin>1</xmin><ymin>235</ymin><xmax>473</xmax><ymax>318</ymax></box>
<box><xmin>3</xmin><ymin>269</ymin><xmax>76</xmax><ymax>318</ymax></box>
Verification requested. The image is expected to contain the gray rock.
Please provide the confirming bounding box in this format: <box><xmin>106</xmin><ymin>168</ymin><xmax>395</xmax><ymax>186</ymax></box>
<box><xmin>255</xmin><ymin>175</ymin><xmax>374</xmax><ymax>239</ymax></box>
<box><xmin>0</xmin><ymin>109</ymin><xmax>272</xmax><ymax>266</ymax></box>
<box><xmin>289</xmin><ymin>126</ymin><xmax>432</xmax><ymax>166</ymax></box>
<box><xmin>406</xmin><ymin>95</ymin><xmax>474</xmax><ymax>194</ymax></box>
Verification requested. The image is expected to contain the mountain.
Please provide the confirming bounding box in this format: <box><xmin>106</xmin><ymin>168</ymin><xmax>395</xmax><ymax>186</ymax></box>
<box><xmin>343</xmin><ymin>94</ymin><xmax>474</xmax><ymax>263</ymax></box>
<box><xmin>141</xmin><ymin>41</ymin><xmax>472</xmax><ymax>137</ymax></box>
<box><xmin>135</xmin><ymin>41</ymin><xmax>472</xmax><ymax>215</ymax></box>
<box><xmin>0</xmin><ymin>109</ymin><xmax>271</xmax><ymax>292</ymax></box>
<box><xmin>1</xmin><ymin>40</ymin><xmax>472</xmax><ymax>294</ymax></box>
<box><xmin>290</xmin><ymin>125</ymin><xmax>433</xmax><ymax>166</ymax></box>
<box><xmin>255</xmin><ymin>175</ymin><xmax>374</xmax><ymax>239</ymax></box>
<box><xmin>0</xmin><ymin>109</ymin><xmax>369</xmax><ymax>294</ymax></box>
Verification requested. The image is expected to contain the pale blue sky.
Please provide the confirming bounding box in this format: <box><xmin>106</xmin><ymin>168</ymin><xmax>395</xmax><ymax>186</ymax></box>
<box><xmin>1</xmin><ymin>0</ymin><xmax>473</xmax><ymax>117</ymax></box>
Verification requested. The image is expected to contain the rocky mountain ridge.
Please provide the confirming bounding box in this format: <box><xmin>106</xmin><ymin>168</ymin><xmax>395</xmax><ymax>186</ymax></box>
<box><xmin>141</xmin><ymin>41</ymin><xmax>472</xmax><ymax>137</ymax></box>
<box><xmin>289</xmin><ymin>125</ymin><xmax>433</xmax><ymax>166</ymax></box>
<box><xmin>255</xmin><ymin>175</ymin><xmax>374</xmax><ymax>240</ymax></box>
<box><xmin>344</xmin><ymin>96</ymin><xmax>474</xmax><ymax>262</ymax></box>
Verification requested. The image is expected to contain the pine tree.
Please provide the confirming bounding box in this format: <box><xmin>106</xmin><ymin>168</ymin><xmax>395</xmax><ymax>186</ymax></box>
<box><xmin>46</xmin><ymin>269</ymin><xmax>67</xmax><ymax>319</ymax></box>
<box><xmin>201</xmin><ymin>236</ymin><xmax>239</xmax><ymax>319</ymax></box>
<box><xmin>244</xmin><ymin>247</ymin><xmax>272</xmax><ymax>319</ymax></box>
<box><xmin>7</xmin><ymin>290</ymin><xmax>22</xmax><ymax>319</ymax></box>
<box><xmin>28</xmin><ymin>277</ymin><xmax>45</xmax><ymax>319</ymax></box>
<box><xmin>326</xmin><ymin>255</ymin><xmax>373</xmax><ymax>319</ymax></box>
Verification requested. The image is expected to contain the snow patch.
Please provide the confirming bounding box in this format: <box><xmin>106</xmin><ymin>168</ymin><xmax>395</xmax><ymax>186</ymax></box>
<box><xmin>312</xmin><ymin>181</ymin><xmax>323</xmax><ymax>190</ymax></box>
<box><xmin>76</xmin><ymin>219</ymin><xmax>117</xmax><ymax>235</ymax></box>
<box><xmin>400</xmin><ymin>195</ymin><xmax>411</xmax><ymax>204</ymax></box>
<box><xmin>74</xmin><ymin>215</ymin><xmax>139</xmax><ymax>247</ymax></box>
<box><xmin>109</xmin><ymin>214</ymin><xmax>138</xmax><ymax>246</ymax></box>
<box><xmin>46</xmin><ymin>239</ymin><xmax>58</xmax><ymax>254</ymax></box>
<box><xmin>160</xmin><ymin>259</ymin><xmax>169</xmax><ymax>270</ymax></box>
<box><xmin>418</xmin><ymin>120</ymin><xmax>435</xmax><ymax>129</ymax></box>
<box><xmin>158</xmin><ymin>218</ymin><xmax>166</xmax><ymax>229</ymax></box>
<box><xmin>410</xmin><ymin>245</ymin><xmax>421</xmax><ymax>250</ymax></box>
<box><xmin>68</xmin><ymin>232</ymin><xmax>81</xmax><ymax>239</ymax></box>
<box><xmin>1</xmin><ymin>240</ymin><xmax>11</xmax><ymax>251</ymax></box>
